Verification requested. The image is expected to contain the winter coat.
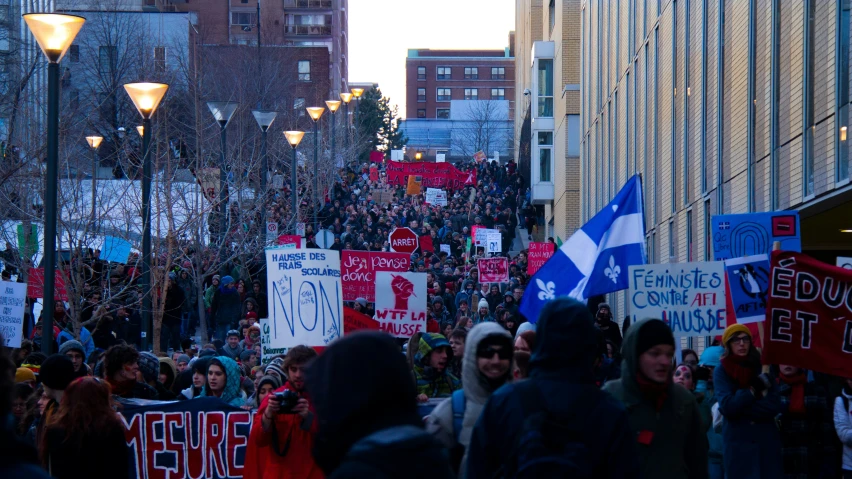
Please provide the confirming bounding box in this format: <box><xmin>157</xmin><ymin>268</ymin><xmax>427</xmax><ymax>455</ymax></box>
<box><xmin>602</xmin><ymin>319</ymin><xmax>708</xmax><ymax>479</ymax></box>
<box><xmin>211</xmin><ymin>286</ymin><xmax>242</xmax><ymax>326</ymax></box>
<box><xmin>44</xmin><ymin>422</ymin><xmax>130</xmax><ymax>479</ymax></box>
<box><xmin>466</xmin><ymin>298</ymin><xmax>640</xmax><ymax>479</ymax></box>
<box><xmin>412</xmin><ymin>335</ymin><xmax>461</xmax><ymax>398</ymax></box>
<box><xmin>200</xmin><ymin>356</ymin><xmax>246</xmax><ymax>407</ymax></box>
<box><xmin>776</xmin><ymin>375</ymin><xmax>836</xmax><ymax>478</ymax></box>
<box><xmin>243</xmin><ymin>297</ymin><xmax>261</xmax><ymax>319</ymax></box>
<box><xmin>454</xmin><ymin>282</ymin><xmax>474</xmax><ymax>310</ymax></box>
<box><xmin>177</xmin><ymin>270</ymin><xmax>197</xmax><ymax>313</ymax></box>
<box><xmin>204</xmin><ymin>285</ymin><xmax>216</xmax><ymax>309</ymax></box>
<box><xmin>714</xmin><ymin>357</ymin><xmax>784</xmax><ymax>479</ymax></box>
<box><xmin>834</xmin><ymin>389</ymin><xmax>852</xmax><ymax>472</ymax></box>
<box><xmin>427</xmin><ymin>323</ymin><xmax>512</xmax><ymax>477</ymax></box>
<box><xmin>163</xmin><ymin>283</ymin><xmax>185</xmax><ymax>326</ymax></box>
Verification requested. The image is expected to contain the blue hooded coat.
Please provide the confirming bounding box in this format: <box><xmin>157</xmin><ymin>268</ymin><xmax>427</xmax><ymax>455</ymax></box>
<box><xmin>200</xmin><ymin>356</ymin><xmax>246</xmax><ymax>407</ymax></box>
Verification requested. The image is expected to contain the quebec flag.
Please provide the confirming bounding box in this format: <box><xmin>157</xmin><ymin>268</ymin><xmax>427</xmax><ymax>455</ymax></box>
<box><xmin>520</xmin><ymin>175</ymin><xmax>646</xmax><ymax>323</ymax></box>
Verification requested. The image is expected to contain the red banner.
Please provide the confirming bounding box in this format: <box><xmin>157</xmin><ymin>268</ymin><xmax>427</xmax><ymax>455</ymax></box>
<box><xmin>385</xmin><ymin>161</ymin><xmax>476</xmax><ymax>191</ymax></box>
<box><xmin>369</xmin><ymin>151</ymin><xmax>384</xmax><ymax>163</ymax></box>
<box><xmin>419</xmin><ymin>235</ymin><xmax>434</xmax><ymax>253</ymax></box>
<box><xmin>340</xmin><ymin>251</ymin><xmax>411</xmax><ymax>301</ymax></box>
<box><xmin>277</xmin><ymin>235</ymin><xmax>302</xmax><ymax>247</ymax></box>
<box><xmin>343</xmin><ymin>306</ymin><xmax>380</xmax><ymax>334</ymax></box>
<box><xmin>27</xmin><ymin>268</ymin><xmax>68</xmax><ymax>300</ymax></box>
<box><xmin>763</xmin><ymin>251</ymin><xmax>852</xmax><ymax>377</ymax></box>
<box><xmin>478</xmin><ymin>257</ymin><xmax>509</xmax><ymax>283</ymax></box>
<box><xmin>527</xmin><ymin>242</ymin><xmax>554</xmax><ymax>275</ymax></box>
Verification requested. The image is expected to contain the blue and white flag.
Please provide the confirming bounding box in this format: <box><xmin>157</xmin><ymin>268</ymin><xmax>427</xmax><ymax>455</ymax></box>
<box><xmin>520</xmin><ymin>175</ymin><xmax>646</xmax><ymax>323</ymax></box>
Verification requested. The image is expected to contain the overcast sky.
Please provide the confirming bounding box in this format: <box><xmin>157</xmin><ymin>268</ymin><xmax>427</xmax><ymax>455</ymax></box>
<box><xmin>348</xmin><ymin>0</ymin><xmax>515</xmax><ymax>118</ymax></box>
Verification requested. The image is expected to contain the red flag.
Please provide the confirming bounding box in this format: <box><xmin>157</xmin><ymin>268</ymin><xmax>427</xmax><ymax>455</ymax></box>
<box><xmin>369</xmin><ymin>151</ymin><xmax>384</xmax><ymax>163</ymax></box>
<box><xmin>419</xmin><ymin>235</ymin><xmax>434</xmax><ymax>253</ymax></box>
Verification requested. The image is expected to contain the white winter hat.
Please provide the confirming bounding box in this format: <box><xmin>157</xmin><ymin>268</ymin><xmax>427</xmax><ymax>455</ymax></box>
<box><xmin>478</xmin><ymin>299</ymin><xmax>489</xmax><ymax>310</ymax></box>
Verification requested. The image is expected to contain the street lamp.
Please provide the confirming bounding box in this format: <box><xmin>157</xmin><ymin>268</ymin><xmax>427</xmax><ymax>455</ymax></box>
<box><xmin>23</xmin><ymin>13</ymin><xmax>85</xmax><ymax>355</ymax></box>
<box><xmin>284</xmin><ymin>131</ymin><xmax>305</xmax><ymax>234</ymax></box>
<box><xmin>340</xmin><ymin>92</ymin><xmax>353</xmax><ymax>155</ymax></box>
<box><xmin>306</xmin><ymin>106</ymin><xmax>325</xmax><ymax>235</ymax></box>
<box><xmin>252</xmin><ymin>109</ymin><xmax>276</xmax><ymax>244</ymax></box>
<box><xmin>136</xmin><ymin>125</ymin><xmax>144</xmax><ymax>137</ymax></box>
<box><xmin>325</xmin><ymin>100</ymin><xmax>340</xmax><ymax>171</ymax></box>
<box><xmin>206</xmin><ymin>101</ymin><xmax>239</xmax><ymax>254</ymax></box>
<box><xmin>85</xmin><ymin>135</ymin><xmax>103</xmax><ymax>234</ymax></box>
<box><xmin>124</xmin><ymin>82</ymin><xmax>169</xmax><ymax>351</ymax></box>
<box><xmin>415</xmin><ymin>151</ymin><xmax>422</xmax><ymax>161</ymax></box>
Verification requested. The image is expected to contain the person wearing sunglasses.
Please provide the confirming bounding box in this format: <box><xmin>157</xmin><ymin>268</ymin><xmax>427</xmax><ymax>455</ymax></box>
<box><xmin>714</xmin><ymin>324</ymin><xmax>783</xmax><ymax>479</ymax></box>
<box><xmin>427</xmin><ymin>322</ymin><xmax>513</xmax><ymax>477</ymax></box>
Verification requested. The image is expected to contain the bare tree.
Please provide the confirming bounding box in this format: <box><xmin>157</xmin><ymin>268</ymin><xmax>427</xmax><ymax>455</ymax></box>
<box><xmin>451</xmin><ymin>100</ymin><xmax>511</xmax><ymax>161</ymax></box>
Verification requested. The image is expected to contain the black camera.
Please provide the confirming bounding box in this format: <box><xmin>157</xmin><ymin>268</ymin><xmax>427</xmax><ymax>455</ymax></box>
<box><xmin>274</xmin><ymin>389</ymin><xmax>300</xmax><ymax>414</ymax></box>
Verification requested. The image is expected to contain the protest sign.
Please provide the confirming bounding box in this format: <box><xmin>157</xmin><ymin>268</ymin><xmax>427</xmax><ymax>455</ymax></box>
<box><xmin>369</xmin><ymin>165</ymin><xmax>379</xmax><ymax>182</ymax></box>
<box><xmin>277</xmin><ymin>234</ymin><xmax>302</xmax><ymax>247</ymax></box>
<box><xmin>425</xmin><ymin>188</ymin><xmax>447</xmax><ymax>206</ymax></box>
<box><xmin>340</xmin><ymin>251</ymin><xmax>410</xmax><ymax>301</ymax></box>
<box><xmin>17</xmin><ymin>224</ymin><xmax>37</xmax><ymax>260</ymax></box>
<box><xmin>385</xmin><ymin>161</ymin><xmax>476</xmax><ymax>191</ymax></box>
<box><xmin>762</xmin><ymin>251</ymin><xmax>852</xmax><ymax>377</ymax></box>
<box><xmin>712</xmin><ymin>212</ymin><xmax>801</xmax><ymax>261</ymax></box>
<box><xmin>406</xmin><ymin>175</ymin><xmax>422</xmax><ymax>195</ymax></box>
<box><xmin>27</xmin><ymin>267</ymin><xmax>68</xmax><ymax>301</ymax></box>
<box><xmin>473</xmin><ymin>150</ymin><xmax>487</xmax><ymax>163</ymax></box>
<box><xmin>440</xmin><ymin>244</ymin><xmax>451</xmax><ymax>255</ymax></box>
<box><xmin>265</xmin><ymin>249</ymin><xmax>343</xmax><ymax>348</ymax></box>
<box><xmin>838</xmin><ymin>256</ymin><xmax>852</xmax><ymax>269</ymax></box>
<box><xmin>474</xmin><ymin>227</ymin><xmax>497</xmax><ymax>247</ymax></box>
<box><xmin>369</xmin><ymin>151</ymin><xmax>384</xmax><ymax>163</ymax></box>
<box><xmin>628</xmin><ymin>262</ymin><xmax>728</xmax><ymax>337</ymax></box>
<box><xmin>373</xmin><ymin>189</ymin><xmax>394</xmax><ymax>204</ymax></box>
<box><xmin>259</xmin><ymin>318</ymin><xmax>286</xmax><ymax>365</ymax></box>
<box><xmin>266</xmin><ymin>222</ymin><xmax>278</xmax><ymax>242</ymax></box>
<box><xmin>486</xmin><ymin>231</ymin><xmax>502</xmax><ymax>253</ymax></box>
<box><xmin>528</xmin><ymin>242</ymin><xmax>554</xmax><ymax>275</ymax></box>
<box><xmin>343</xmin><ymin>306</ymin><xmax>381</xmax><ymax>334</ymax></box>
<box><xmin>724</xmin><ymin>255</ymin><xmax>770</xmax><ymax>324</ymax></box>
<box><xmin>0</xmin><ymin>281</ymin><xmax>26</xmax><ymax>347</ymax></box>
<box><xmin>374</xmin><ymin>271</ymin><xmax>427</xmax><ymax>337</ymax></box>
<box><xmin>478</xmin><ymin>258</ymin><xmax>509</xmax><ymax>283</ymax></box>
<box><xmin>296</xmin><ymin>223</ymin><xmax>306</xmax><ymax>237</ymax></box>
<box><xmin>120</xmin><ymin>398</ymin><xmax>251</xmax><ymax>479</ymax></box>
<box><xmin>101</xmin><ymin>236</ymin><xmax>132</xmax><ymax>264</ymax></box>
<box><xmin>195</xmin><ymin>167</ymin><xmax>220</xmax><ymax>202</ymax></box>
<box><xmin>420</xmin><ymin>235</ymin><xmax>434</xmax><ymax>253</ymax></box>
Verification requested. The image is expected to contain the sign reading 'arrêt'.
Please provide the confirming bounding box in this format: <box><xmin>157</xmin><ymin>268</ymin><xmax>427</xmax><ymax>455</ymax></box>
<box><xmin>389</xmin><ymin>227</ymin><xmax>419</xmax><ymax>254</ymax></box>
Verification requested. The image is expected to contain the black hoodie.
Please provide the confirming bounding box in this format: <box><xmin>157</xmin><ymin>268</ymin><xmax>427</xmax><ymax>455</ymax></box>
<box><xmin>306</xmin><ymin>332</ymin><xmax>454</xmax><ymax>479</ymax></box>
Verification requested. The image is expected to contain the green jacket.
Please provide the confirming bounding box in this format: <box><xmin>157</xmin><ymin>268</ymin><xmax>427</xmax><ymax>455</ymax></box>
<box><xmin>602</xmin><ymin>318</ymin><xmax>709</xmax><ymax>479</ymax></box>
<box><xmin>203</xmin><ymin>285</ymin><xmax>216</xmax><ymax>309</ymax></box>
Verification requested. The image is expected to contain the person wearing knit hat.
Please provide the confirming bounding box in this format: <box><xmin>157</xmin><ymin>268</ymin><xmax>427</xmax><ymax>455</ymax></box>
<box><xmin>137</xmin><ymin>352</ymin><xmax>160</xmax><ymax>384</ymax></box>
<box><xmin>251</xmin><ymin>374</ymin><xmax>282</xmax><ymax>408</ymax></box>
<box><xmin>713</xmin><ymin>323</ymin><xmax>782</xmax><ymax>478</ymax></box>
<box><xmin>38</xmin><ymin>354</ymin><xmax>76</xmax><ymax>443</ymax></box>
<box><xmin>239</xmin><ymin>349</ymin><xmax>258</xmax><ymax>368</ymax></box>
<box><xmin>264</xmin><ymin>360</ymin><xmax>287</xmax><ymax>382</ymax></box>
<box><xmin>175</xmin><ymin>354</ymin><xmax>191</xmax><ymax>373</ymax></box>
<box><xmin>413</xmin><ymin>333</ymin><xmax>460</xmax><ymax>401</ymax></box>
<box><xmin>15</xmin><ymin>367</ymin><xmax>36</xmax><ymax>384</ymax></box>
<box><xmin>475</xmin><ymin>298</ymin><xmax>494</xmax><ymax>324</ymax></box>
<box><xmin>58</xmin><ymin>340</ymin><xmax>88</xmax><ymax>379</ymax></box>
<box><xmin>601</xmin><ymin>318</ymin><xmax>707</xmax><ymax>478</ymax></box>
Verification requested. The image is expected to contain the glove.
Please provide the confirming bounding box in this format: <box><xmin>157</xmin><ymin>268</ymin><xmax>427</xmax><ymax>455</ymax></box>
<box><xmin>751</xmin><ymin>373</ymin><xmax>773</xmax><ymax>393</ymax></box>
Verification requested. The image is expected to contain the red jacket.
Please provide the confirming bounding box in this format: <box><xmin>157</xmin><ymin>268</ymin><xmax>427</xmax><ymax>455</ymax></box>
<box><xmin>243</xmin><ymin>383</ymin><xmax>324</xmax><ymax>479</ymax></box>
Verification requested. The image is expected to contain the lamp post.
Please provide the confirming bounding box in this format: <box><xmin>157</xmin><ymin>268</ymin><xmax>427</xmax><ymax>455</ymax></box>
<box><xmin>351</xmin><ymin>88</ymin><xmax>364</xmax><ymax>150</ymax></box>
<box><xmin>206</xmin><ymin>101</ymin><xmax>239</xmax><ymax>253</ymax></box>
<box><xmin>415</xmin><ymin>151</ymin><xmax>422</xmax><ymax>161</ymax></box>
<box><xmin>252</xmin><ymin>110</ymin><xmax>276</xmax><ymax>244</ymax></box>
<box><xmin>136</xmin><ymin>125</ymin><xmax>144</xmax><ymax>137</ymax></box>
<box><xmin>284</xmin><ymin>131</ymin><xmax>305</xmax><ymax>234</ymax></box>
<box><xmin>325</xmin><ymin>100</ymin><xmax>340</xmax><ymax>171</ymax></box>
<box><xmin>123</xmin><ymin>82</ymin><xmax>169</xmax><ymax>351</ymax></box>
<box><xmin>305</xmin><ymin>106</ymin><xmax>325</xmax><ymax>235</ymax></box>
<box><xmin>85</xmin><ymin>135</ymin><xmax>103</xmax><ymax>234</ymax></box>
<box><xmin>339</xmin><ymin>92</ymin><xmax>352</xmax><ymax>155</ymax></box>
<box><xmin>23</xmin><ymin>13</ymin><xmax>85</xmax><ymax>355</ymax></box>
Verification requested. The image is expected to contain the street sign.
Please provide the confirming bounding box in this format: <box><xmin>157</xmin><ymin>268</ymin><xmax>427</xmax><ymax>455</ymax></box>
<box><xmin>266</xmin><ymin>222</ymin><xmax>278</xmax><ymax>242</ymax></box>
<box><xmin>389</xmin><ymin>227</ymin><xmax>419</xmax><ymax>254</ymax></box>
<box><xmin>296</xmin><ymin>222</ymin><xmax>306</xmax><ymax>237</ymax></box>
<box><xmin>316</xmin><ymin>229</ymin><xmax>334</xmax><ymax>249</ymax></box>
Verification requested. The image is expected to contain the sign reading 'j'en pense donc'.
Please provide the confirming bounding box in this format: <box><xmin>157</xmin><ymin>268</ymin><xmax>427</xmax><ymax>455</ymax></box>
<box><xmin>628</xmin><ymin>262</ymin><xmax>728</xmax><ymax>337</ymax></box>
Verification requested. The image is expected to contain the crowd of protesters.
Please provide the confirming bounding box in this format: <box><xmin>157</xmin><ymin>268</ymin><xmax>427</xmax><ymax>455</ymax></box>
<box><xmin>3</xmin><ymin>156</ymin><xmax>852</xmax><ymax>479</ymax></box>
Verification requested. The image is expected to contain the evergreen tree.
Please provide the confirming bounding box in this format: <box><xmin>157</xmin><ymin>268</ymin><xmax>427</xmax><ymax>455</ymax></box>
<box><xmin>356</xmin><ymin>87</ymin><xmax>407</xmax><ymax>163</ymax></box>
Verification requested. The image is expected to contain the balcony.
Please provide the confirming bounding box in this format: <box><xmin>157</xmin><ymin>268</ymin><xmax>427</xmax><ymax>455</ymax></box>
<box><xmin>296</xmin><ymin>0</ymin><xmax>332</xmax><ymax>7</ymax></box>
<box><xmin>283</xmin><ymin>25</ymin><xmax>332</xmax><ymax>35</ymax></box>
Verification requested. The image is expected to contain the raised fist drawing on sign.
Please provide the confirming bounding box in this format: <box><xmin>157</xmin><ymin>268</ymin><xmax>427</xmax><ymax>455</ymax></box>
<box><xmin>391</xmin><ymin>275</ymin><xmax>416</xmax><ymax>310</ymax></box>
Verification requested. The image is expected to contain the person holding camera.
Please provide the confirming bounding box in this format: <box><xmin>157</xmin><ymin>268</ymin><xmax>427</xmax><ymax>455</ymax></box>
<box><xmin>245</xmin><ymin>346</ymin><xmax>322</xmax><ymax>479</ymax></box>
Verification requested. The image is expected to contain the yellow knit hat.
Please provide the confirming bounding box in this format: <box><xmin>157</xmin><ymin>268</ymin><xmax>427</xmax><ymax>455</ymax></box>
<box><xmin>722</xmin><ymin>324</ymin><xmax>751</xmax><ymax>346</ymax></box>
<box><xmin>15</xmin><ymin>367</ymin><xmax>36</xmax><ymax>383</ymax></box>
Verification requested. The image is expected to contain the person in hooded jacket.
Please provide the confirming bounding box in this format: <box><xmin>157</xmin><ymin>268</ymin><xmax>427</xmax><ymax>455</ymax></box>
<box><xmin>200</xmin><ymin>356</ymin><xmax>246</xmax><ymax>407</ymax></box>
<box><xmin>834</xmin><ymin>376</ymin><xmax>852</xmax><ymax>478</ymax></box>
<box><xmin>455</xmin><ymin>280</ymin><xmax>475</xmax><ymax>310</ymax></box>
<box><xmin>601</xmin><ymin>318</ymin><xmax>708</xmax><ymax>478</ymax></box>
<box><xmin>158</xmin><ymin>357</ymin><xmax>178</xmax><ymax>400</ymax></box>
<box><xmin>306</xmin><ymin>331</ymin><xmax>454</xmax><ymax>479</ymax></box>
<box><xmin>427</xmin><ymin>323</ymin><xmax>513</xmax><ymax>476</ymax></box>
<box><xmin>210</xmin><ymin>276</ymin><xmax>242</xmax><ymax>341</ymax></box>
<box><xmin>466</xmin><ymin>297</ymin><xmax>640</xmax><ymax>479</ymax></box>
<box><xmin>595</xmin><ymin>303</ymin><xmax>623</xmax><ymax>348</ymax></box>
<box><xmin>713</xmin><ymin>324</ymin><xmax>783</xmax><ymax>479</ymax></box>
<box><xmin>162</xmin><ymin>272</ymin><xmax>185</xmax><ymax>351</ymax></box>
<box><xmin>179</xmin><ymin>357</ymin><xmax>211</xmax><ymax>400</ymax></box>
<box><xmin>413</xmin><ymin>333</ymin><xmax>461</xmax><ymax>401</ymax></box>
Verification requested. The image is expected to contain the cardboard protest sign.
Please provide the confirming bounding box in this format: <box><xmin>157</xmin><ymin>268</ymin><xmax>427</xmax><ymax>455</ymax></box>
<box><xmin>628</xmin><ymin>262</ymin><xmax>728</xmax><ymax>337</ymax></box>
<box><xmin>343</xmin><ymin>306</ymin><xmax>381</xmax><ymax>334</ymax></box>
<box><xmin>486</xmin><ymin>231</ymin><xmax>502</xmax><ymax>253</ymax></box>
<box><xmin>424</xmin><ymin>188</ymin><xmax>447</xmax><ymax>206</ymax></box>
<box><xmin>102</xmin><ymin>236</ymin><xmax>132</xmax><ymax>264</ymax></box>
<box><xmin>478</xmin><ymin>258</ymin><xmax>509</xmax><ymax>283</ymax></box>
<box><xmin>27</xmin><ymin>267</ymin><xmax>68</xmax><ymax>301</ymax></box>
<box><xmin>266</xmin><ymin>249</ymin><xmax>343</xmax><ymax>348</ymax></box>
<box><xmin>763</xmin><ymin>251</ymin><xmax>852</xmax><ymax>377</ymax></box>
<box><xmin>473</xmin><ymin>150</ymin><xmax>487</xmax><ymax>163</ymax></box>
<box><xmin>373</xmin><ymin>189</ymin><xmax>394</xmax><ymax>204</ymax></box>
<box><xmin>0</xmin><ymin>281</ymin><xmax>27</xmax><ymax>347</ymax></box>
<box><xmin>724</xmin><ymin>255</ymin><xmax>770</xmax><ymax>325</ymax></box>
<box><xmin>340</xmin><ymin>251</ymin><xmax>410</xmax><ymax>301</ymax></box>
<box><xmin>712</xmin><ymin>212</ymin><xmax>801</xmax><ymax>261</ymax></box>
<box><xmin>406</xmin><ymin>175</ymin><xmax>422</xmax><ymax>195</ymax></box>
<box><xmin>259</xmin><ymin>317</ymin><xmax>286</xmax><ymax>365</ymax></box>
<box><xmin>440</xmin><ymin>244</ymin><xmax>451</xmax><ymax>255</ymax></box>
<box><xmin>374</xmin><ymin>271</ymin><xmax>427</xmax><ymax>337</ymax></box>
<box><xmin>420</xmin><ymin>235</ymin><xmax>434</xmax><ymax>253</ymax></box>
<box><xmin>277</xmin><ymin>234</ymin><xmax>302</xmax><ymax>247</ymax></box>
<box><xmin>120</xmin><ymin>398</ymin><xmax>251</xmax><ymax>479</ymax></box>
<box><xmin>528</xmin><ymin>242</ymin><xmax>554</xmax><ymax>275</ymax></box>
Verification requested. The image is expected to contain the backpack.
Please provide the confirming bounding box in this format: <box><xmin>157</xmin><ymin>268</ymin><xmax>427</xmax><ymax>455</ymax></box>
<box><xmin>505</xmin><ymin>384</ymin><xmax>599</xmax><ymax>479</ymax></box>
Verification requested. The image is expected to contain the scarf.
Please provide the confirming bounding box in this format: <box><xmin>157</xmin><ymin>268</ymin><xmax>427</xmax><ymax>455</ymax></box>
<box><xmin>636</xmin><ymin>373</ymin><xmax>670</xmax><ymax>411</ymax></box>
<box><xmin>779</xmin><ymin>372</ymin><xmax>808</xmax><ymax>414</ymax></box>
<box><xmin>107</xmin><ymin>377</ymin><xmax>136</xmax><ymax>398</ymax></box>
<box><xmin>721</xmin><ymin>354</ymin><xmax>759</xmax><ymax>389</ymax></box>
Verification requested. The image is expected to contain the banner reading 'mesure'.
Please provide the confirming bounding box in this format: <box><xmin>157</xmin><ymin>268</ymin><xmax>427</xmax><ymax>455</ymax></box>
<box><xmin>265</xmin><ymin>249</ymin><xmax>343</xmax><ymax>349</ymax></box>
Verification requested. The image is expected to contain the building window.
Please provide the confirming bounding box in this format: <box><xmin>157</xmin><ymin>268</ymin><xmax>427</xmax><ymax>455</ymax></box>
<box><xmin>464</xmin><ymin>88</ymin><xmax>478</xmax><ymax>100</ymax></box>
<box><xmin>549</xmin><ymin>0</ymin><xmax>555</xmax><ymax>33</ymax></box>
<box><xmin>537</xmin><ymin>59</ymin><xmax>553</xmax><ymax>117</ymax></box>
<box><xmin>417</xmin><ymin>109</ymin><xmax>426</xmax><ymax>118</ymax></box>
<box><xmin>294</xmin><ymin>97</ymin><xmax>306</xmax><ymax>116</ymax></box>
<box><xmin>437</xmin><ymin>108</ymin><xmax>450</xmax><ymax>119</ymax></box>
<box><xmin>539</xmin><ymin>131</ymin><xmax>553</xmax><ymax>182</ymax></box>
<box><xmin>298</xmin><ymin>60</ymin><xmax>311</xmax><ymax>81</ymax></box>
<box><xmin>69</xmin><ymin>44</ymin><xmax>79</xmax><ymax>63</ymax></box>
<box><xmin>491</xmin><ymin>67</ymin><xmax>505</xmax><ymax>79</ymax></box>
<box><xmin>417</xmin><ymin>66</ymin><xmax>426</xmax><ymax>80</ymax></box>
<box><xmin>686</xmin><ymin>210</ymin><xmax>694</xmax><ymax>261</ymax></box>
<box><xmin>668</xmin><ymin>220</ymin><xmax>675</xmax><ymax>259</ymax></box>
<box><xmin>804</xmin><ymin>0</ymin><xmax>815</xmax><ymax>196</ymax></box>
<box><xmin>437</xmin><ymin>88</ymin><xmax>451</xmax><ymax>101</ymax></box>
<box><xmin>154</xmin><ymin>46</ymin><xmax>166</xmax><ymax>73</ymax></box>
<box><xmin>231</xmin><ymin>12</ymin><xmax>256</xmax><ymax>26</ymax></box>
<box><xmin>491</xmin><ymin>88</ymin><xmax>505</xmax><ymax>100</ymax></box>
<box><xmin>703</xmin><ymin>199</ymin><xmax>711</xmax><ymax>260</ymax></box>
<box><xmin>839</xmin><ymin>0</ymin><xmax>851</xmax><ymax>182</ymax></box>
<box><xmin>417</xmin><ymin>88</ymin><xmax>426</xmax><ymax>102</ymax></box>
<box><xmin>437</xmin><ymin>66</ymin><xmax>451</xmax><ymax>80</ymax></box>
<box><xmin>98</xmin><ymin>45</ymin><xmax>116</xmax><ymax>77</ymax></box>
<box><xmin>464</xmin><ymin>67</ymin><xmax>478</xmax><ymax>79</ymax></box>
